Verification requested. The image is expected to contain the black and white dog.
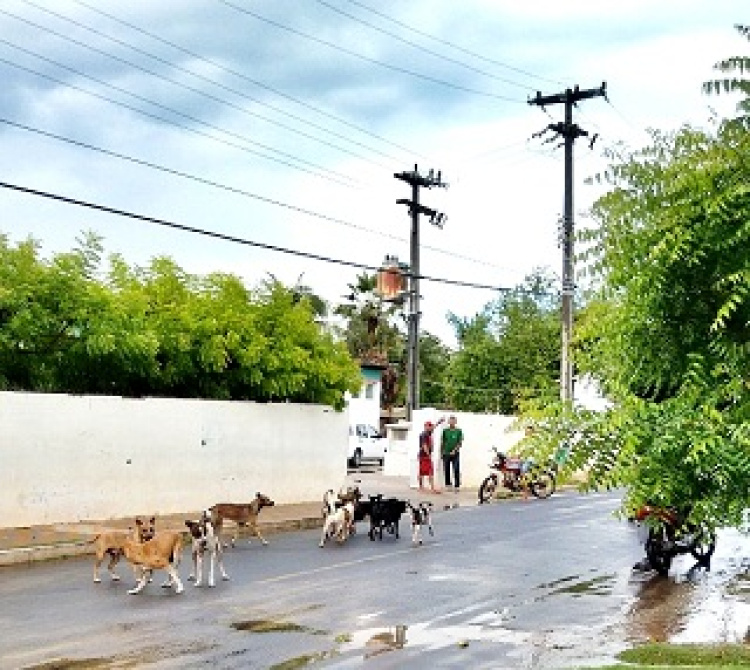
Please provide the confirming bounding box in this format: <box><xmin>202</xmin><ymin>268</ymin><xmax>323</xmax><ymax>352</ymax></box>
<box><xmin>185</xmin><ymin>510</ymin><xmax>229</xmax><ymax>587</ymax></box>
<box><xmin>407</xmin><ymin>501</ymin><xmax>434</xmax><ymax>545</ymax></box>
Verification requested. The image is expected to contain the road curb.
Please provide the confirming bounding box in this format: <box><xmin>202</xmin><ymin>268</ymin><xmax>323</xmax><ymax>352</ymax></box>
<box><xmin>0</xmin><ymin>516</ymin><xmax>325</xmax><ymax>568</ymax></box>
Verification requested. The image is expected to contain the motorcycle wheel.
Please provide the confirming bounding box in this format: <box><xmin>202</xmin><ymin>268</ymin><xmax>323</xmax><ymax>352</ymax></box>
<box><xmin>478</xmin><ymin>476</ymin><xmax>496</xmax><ymax>504</ymax></box>
<box><xmin>529</xmin><ymin>469</ymin><xmax>556</xmax><ymax>499</ymax></box>
<box><xmin>645</xmin><ymin>530</ymin><xmax>672</xmax><ymax>577</ymax></box>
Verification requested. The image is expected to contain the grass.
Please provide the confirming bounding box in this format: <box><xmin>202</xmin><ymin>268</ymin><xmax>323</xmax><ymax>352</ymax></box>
<box><xmin>585</xmin><ymin>643</ymin><xmax>750</xmax><ymax>669</ymax></box>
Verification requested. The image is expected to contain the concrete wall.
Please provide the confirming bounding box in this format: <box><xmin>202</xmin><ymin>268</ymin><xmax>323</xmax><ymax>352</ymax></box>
<box><xmin>0</xmin><ymin>392</ymin><xmax>348</xmax><ymax>527</ymax></box>
<box><xmin>384</xmin><ymin>409</ymin><xmax>525</xmax><ymax>489</ymax></box>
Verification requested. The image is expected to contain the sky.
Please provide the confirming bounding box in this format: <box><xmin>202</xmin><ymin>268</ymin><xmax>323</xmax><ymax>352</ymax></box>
<box><xmin>0</xmin><ymin>0</ymin><xmax>746</xmax><ymax>350</ymax></box>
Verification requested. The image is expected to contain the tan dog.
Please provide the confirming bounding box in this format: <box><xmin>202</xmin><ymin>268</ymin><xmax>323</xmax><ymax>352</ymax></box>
<box><xmin>209</xmin><ymin>492</ymin><xmax>275</xmax><ymax>547</ymax></box>
<box><xmin>91</xmin><ymin>516</ymin><xmax>156</xmax><ymax>583</ymax></box>
<box><xmin>120</xmin><ymin>527</ymin><xmax>184</xmax><ymax>595</ymax></box>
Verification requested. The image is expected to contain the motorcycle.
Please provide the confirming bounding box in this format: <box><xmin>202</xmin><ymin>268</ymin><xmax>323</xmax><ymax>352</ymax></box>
<box><xmin>478</xmin><ymin>447</ymin><xmax>556</xmax><ymax>504</ymax></box>
<box><xmin>633</xmin><ymin>504</ymin><xmax>716</xmax><ymax>576</ymax></box>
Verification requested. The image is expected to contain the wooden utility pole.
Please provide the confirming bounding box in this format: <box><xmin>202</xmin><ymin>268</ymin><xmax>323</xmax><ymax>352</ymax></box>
<box><xmin>528</xmin><ymin>83</ymin><xmax>606</xmax><ymax>403</ymax></box>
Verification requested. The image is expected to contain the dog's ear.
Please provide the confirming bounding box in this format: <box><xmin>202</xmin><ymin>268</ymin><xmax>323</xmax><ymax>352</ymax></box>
<box><xmin>135</xmin><ymin>518</ymin><xmax>143</xmax><ymax>527</ymax></box>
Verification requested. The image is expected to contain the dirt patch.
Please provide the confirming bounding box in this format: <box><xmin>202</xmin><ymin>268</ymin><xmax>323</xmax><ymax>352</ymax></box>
<box><xmin>231</xmin><ymin>619</ymin><xmax>310</xmax><ymax>634</ymax></box>
<box><xmin>24</xmin><ymin>660</ymin><xmax>111</xmax><ymax>670</ymax></box>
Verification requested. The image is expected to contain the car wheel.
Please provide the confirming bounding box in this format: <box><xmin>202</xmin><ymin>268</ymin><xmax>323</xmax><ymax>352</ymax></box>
<box><xmin>352</xmin><ymin>449</ymin><xmax>362</xmax><ymax>469</ymax></box>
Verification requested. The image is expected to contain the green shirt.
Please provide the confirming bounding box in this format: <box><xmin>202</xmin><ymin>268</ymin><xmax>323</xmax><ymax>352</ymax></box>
<box><xmin>441</xmin><ymin>427</ymin><xmax>463</xmax><ymax>457</ymax></box>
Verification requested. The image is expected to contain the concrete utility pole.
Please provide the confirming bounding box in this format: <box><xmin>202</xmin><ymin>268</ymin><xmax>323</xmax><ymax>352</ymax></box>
<box><xmin>394</xmin><ymin>165</ymin><xmax>447</xmax><ymax>421</ymax></box>
<box><xmin>528</xmin><ymin>83</ymin><xmax>606</xmax><ymax>404</ymax></box>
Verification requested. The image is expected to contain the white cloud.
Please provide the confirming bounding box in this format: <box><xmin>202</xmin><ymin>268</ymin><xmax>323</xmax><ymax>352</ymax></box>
<box><xmin>1</xmin><ymin>0</ymin><xmax>746</xmax><ymax>349</ymax></box>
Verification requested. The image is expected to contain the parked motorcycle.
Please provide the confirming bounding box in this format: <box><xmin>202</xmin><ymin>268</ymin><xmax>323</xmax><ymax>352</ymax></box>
<box><xmin>478</xmin><ymin>448</ymin><xmax>556</xmax><ymax>504</ymax></box>
<box><xmin>633</xmin><ymin>504</ymin><xmax>716</xmax><ymax>576</ymax></box>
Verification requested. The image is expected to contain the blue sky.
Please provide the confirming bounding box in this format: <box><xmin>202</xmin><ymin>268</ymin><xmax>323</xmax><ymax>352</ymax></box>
<box><xmin>0</xmin><ymin>0</ymin><xmax>746</xmax><ymax>346</ymax></box>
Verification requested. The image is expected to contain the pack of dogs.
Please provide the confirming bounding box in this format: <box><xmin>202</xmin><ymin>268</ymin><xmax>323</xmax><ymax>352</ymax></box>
<box><xmin>319</xmin><ymin>487</ymin><xmax>434</xmax><ymax>547</ymax></box>
<box><xmin>90</xmin><ymin>487</ymin><xmax>435</xmax><ymax>595</ymax></box>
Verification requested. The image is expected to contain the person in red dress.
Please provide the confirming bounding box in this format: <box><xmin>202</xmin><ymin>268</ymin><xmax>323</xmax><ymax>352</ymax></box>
<box><xmin>418</xmin><ymin>418</ymin><xmax>444</xmax><ymax>493</ymax></box>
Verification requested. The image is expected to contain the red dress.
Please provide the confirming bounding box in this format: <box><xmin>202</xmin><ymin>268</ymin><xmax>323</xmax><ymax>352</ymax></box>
<box><xmin>418</xmin><ymin>430</ymin><xmax>434</xmax><ymax>477</ymax></box>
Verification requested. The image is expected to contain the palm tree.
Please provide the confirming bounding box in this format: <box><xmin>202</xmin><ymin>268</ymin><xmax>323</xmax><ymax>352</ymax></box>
<box><xmin>703</xmin><ymin>25</ymin><xmax>750</xmax><ymax>116</ymax></box>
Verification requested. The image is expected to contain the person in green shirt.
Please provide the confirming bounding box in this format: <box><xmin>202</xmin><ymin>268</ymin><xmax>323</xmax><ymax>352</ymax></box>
<box><xmin>440</xmin><ymin>415</ymin><xmax>463</xmax><ymax>490</ymax></box>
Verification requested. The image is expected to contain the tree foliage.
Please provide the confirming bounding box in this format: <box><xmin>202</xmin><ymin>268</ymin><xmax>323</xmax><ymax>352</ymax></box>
<box><xmin>0</xmin><ymin>234</ymin><xmax>360</xmax><ymax>409</ymax></box>
<box><xmin>522</xmin><ymin>120</ymin><xmax>750</xmax><ymax>531</ymax></box>
<box><xmin>446</xmin><ymin>270</ymin><xmax>560</xmax><ymax>413</ymax></box>
<box><xmin>702</xmin><ymin>24</ymin><xmax>750</xmax><ymax>116</ymax></box>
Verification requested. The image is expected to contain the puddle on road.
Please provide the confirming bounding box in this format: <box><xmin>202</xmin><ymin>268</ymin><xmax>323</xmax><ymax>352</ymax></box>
<box><xmin>625</xmin><ymin>528</ymin><xmax>750</xmax><ymax>645</ymax></box>
<box><xmin>340</xmin><ymin>609</ymin><xmax>530</xmax><ymax>660</ymax></box>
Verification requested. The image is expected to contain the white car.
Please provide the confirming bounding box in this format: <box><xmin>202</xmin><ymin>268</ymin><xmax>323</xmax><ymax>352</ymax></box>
<box><xmin>348</xmin><ymin>424</ymin><xmax>387</xmax><ymax>467</ymax></box>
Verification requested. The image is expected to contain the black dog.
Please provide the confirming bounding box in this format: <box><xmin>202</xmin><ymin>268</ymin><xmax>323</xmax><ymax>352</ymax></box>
<box><xmin>367</xmin><ymin>494</ymin><xmax>407</xmax><ymax>541</ymax></box>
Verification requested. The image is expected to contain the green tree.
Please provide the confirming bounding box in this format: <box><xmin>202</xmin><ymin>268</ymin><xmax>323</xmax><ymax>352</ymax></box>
<box><xmin>446</xmin><ymin>270</ymin><xmax>560</xmax><ymax>413</ymax></box>
<box><xmin>523</xmin><ymin>121</ymin><xmax>750</xmax><ymax>532</ymax></box>
<box><xmin>0</xmin><ymin>235</ymin><xmax>360</xmax><ymax>408</ymax></box>
<box><xmin>703</xmin><ymin>25</ymin><xmax>750</xmax><ymax>116</ymax></box>
<box><xmin>419</xmin><ymin>331</ymin><xmax>451</xmax><ymax>408</ymax></box>
<box><xmin>335</xmin><ymin>272</ymin><xmax>404</xmax><ymax>363</ymax></box>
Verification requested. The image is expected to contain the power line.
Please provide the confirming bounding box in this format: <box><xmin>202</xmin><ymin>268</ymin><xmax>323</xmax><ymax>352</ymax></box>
<box><xmin>0</xmin><ymin>181</ymin><xmax>514</xmax><ymax>293</ymax></box>
<box><xmin>0</xmin><ymin>117</ymin><xmax>509</xmax><ymax>270</ymax></box>
<box><xmin>68</xmin><ymin>0</ymin><xmax>429</xmax><ymax>161</ymax></box>
<box><xmin>0</xmin><ymin>117</ymin><xmax>370</xmax><ymax>228</ymax></box>
<box><xmin>312</xmin><ymin>0</ymin><xmax>536</xmax><ymax>92</ymax></box>
<box><xmin>3</xmin><ymin>6</ymin><xmax>393</xmax><ymax>172</ymax></box>
<box><xmin>346</xmin><ymin>0</ymin><xmax>564</xmax><ymax>87</ymax></box>
<box><xmin>0</xmin><ymin>53</ymin><xmax>353</xmax><ymax>186</ymax></box>
<box><xmin>217</xmin><ymin>0</ymin><xmax>525</xmax><ymax>104</ymax></box>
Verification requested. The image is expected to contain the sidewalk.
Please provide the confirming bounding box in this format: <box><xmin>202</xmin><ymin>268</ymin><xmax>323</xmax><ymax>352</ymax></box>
<box><xmin>0</xmin><ymin>473</ymin><xmax>480</xmax><ymax>567</ymax></box>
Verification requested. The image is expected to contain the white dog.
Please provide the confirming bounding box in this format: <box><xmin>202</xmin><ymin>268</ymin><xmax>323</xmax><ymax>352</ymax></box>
<box><xmin>408</xmin><ymin>501</ymin><xmax>434</xmax><ymax>545</ymax></box>
<box><xmin>185</xmin><ymin>511</ymin><xmax>229</xmax><ymax>588</ymax></box>
<box><xmin>319</xmin><ymin>489</ymin><xmax>355</xmax><ymax>547</ymax></box>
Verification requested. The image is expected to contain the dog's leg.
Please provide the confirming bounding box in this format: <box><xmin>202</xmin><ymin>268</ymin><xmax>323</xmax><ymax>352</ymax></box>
<box><xmin>216</xmin><ymin>546</ymin><xmax>229</xmax><ymax>582</ymax></box>
<box><xmin>107</xmin><ymin>549</ymin><xmax>121</xmax><ymax>581</ymax></box>
<box><xmin>193</xmin><ymin>550</ymin><xmax>204</xmax><ymax>587</ymax></box>
<box><xmin>319</xmin><ymin>518</ymin><xmax>332</xmax><ymax>547</ymax></box>
<box><xmin>93</xmin><ymin>550</ymin><xmax>104</xmax><ymax>583</ymax></box>
<box><xmin>250</xmin><ymin>522</ymin><xmax>268</xmax><ymax>546</ymax></box>
<box><xmin>165</xmin><ymin>564</ymin><xmax>184</xmax><ymax>594</ymax></box>
<box><xmin>207</xmin><ymin>550</ymin><xmax>216</xmax><ymax>588</ymax></box>
<box><xmin>231</xmin><ymin>521</ymin><xmax>243</xmax><ymax>547</ymax></box>
<box><xmin>127</xmin><ymin>568</ymin><xmax>148</xmax><ymax>595</ymax></box>
<box><xmin>188</xmin><ymin>548</ymin><xmax>197</xmax><ymax>582</ymax></box>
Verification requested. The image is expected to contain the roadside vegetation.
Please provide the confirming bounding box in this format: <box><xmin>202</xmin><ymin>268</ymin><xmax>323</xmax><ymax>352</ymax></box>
<box><xmin>520</xmin><ymin>29</ymin><xmax>750</xmax><ymax>537</ymax></box>
<box><xmin>590</xmin><ymin>642</ymin><xmax>750</xmax><ymax>668</ymax></box>
<box><xmin>0</xmin><ymin>232</ymin><xmax>360</xmax><ymax>408</ymax></box>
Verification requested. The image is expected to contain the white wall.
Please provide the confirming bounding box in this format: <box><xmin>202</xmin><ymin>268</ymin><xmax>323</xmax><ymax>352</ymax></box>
<box><xmin>0</xmin><ymin>392</ymin><xmax>348</xmax><ymax>527</ymax></box>
<box><xmin>384</xmin><ymin>409</ymin><xmax>525</xmax><ymax>489</ymax></box>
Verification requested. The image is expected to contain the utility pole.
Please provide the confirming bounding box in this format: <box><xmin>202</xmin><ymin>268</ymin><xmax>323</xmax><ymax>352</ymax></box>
<box><xmin>528</xmin><ymin>83</ymin><xmax>606</xmax><ymax>404</ymax></box>
<box><xmin>394</xmin><ymin>165</ymin><xmax>447</xmax><ymax>422</ymax></box>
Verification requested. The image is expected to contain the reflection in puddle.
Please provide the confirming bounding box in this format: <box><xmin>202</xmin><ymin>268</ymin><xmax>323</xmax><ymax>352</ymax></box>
<box><xmin>342</xmin><ymin>612</ymin><xmax>530</xmax><ymax>659</ymax></box>
<box><xmin>626</xmin><ymin>528</ymin><xmax>750</xmax><ymax>645</ymax></box>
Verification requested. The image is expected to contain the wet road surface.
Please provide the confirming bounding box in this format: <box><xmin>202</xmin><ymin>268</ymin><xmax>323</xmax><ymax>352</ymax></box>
<box><xmin>0</xmin><ymin>490</ymin><xmax>747</xmax><ymax>669</ymax></box>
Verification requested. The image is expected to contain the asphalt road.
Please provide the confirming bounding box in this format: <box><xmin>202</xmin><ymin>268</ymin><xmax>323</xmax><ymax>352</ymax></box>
<box><xmin>0</xmin><ymin>489</ymin><xmax>746</xmax><ymax>670</ymax></box>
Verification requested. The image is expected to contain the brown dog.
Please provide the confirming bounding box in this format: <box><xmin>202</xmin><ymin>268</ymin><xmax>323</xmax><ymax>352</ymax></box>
<box><xmin>209</xmin><ymin>492</ymin><xmax>275</xmax><ymax>547</ymax></box>
<box><xmin>91</xmin><ymin>516</ymin><xmax>156</xmax><ymax>583</ymax></box>
<box><xmin>120</xmin><ymin>527</ymin><xmax>184</xmax><ymax>595</ymax></box>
